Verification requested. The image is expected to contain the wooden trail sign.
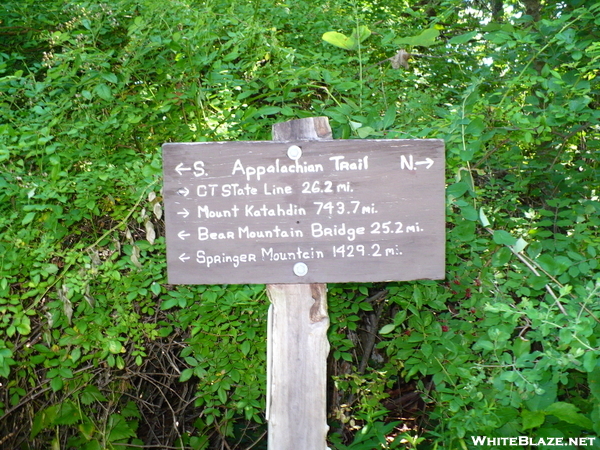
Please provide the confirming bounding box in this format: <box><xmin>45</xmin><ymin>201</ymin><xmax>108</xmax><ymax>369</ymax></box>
<box><xmin>162</xmin><ymin>135</ymin><xmax>445</xmax><ymax>285</ymax></box>
<box><xmin>162</xmin><ymin>116</ymin><xmax>445</xmax><ymax>450</ymax></box>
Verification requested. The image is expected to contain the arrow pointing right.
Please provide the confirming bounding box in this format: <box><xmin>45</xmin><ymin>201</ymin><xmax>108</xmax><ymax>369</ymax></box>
<box><xmin>177</xmin><ymin>208</ymin><xmax>190</xmax><ymax>218</ymax></box>
<box><xmin>414</xmin><ymin>157</ymin><xmax>434</xmax><ymax>169</ymax></box>
<box><xmin>177</xmin><ymin>187</ymin><xmax>189</xmax><ymax>197</ymax></box>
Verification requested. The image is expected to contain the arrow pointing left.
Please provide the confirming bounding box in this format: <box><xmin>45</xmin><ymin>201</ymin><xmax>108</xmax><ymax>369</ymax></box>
<box><xmin>179</xmin><ymin>253</ymin><xmax>191</xmax><ymax>262</ymax></box>
<box><xmin>175</xmin><ymin>163</ymin><xmax>192</xmax><ymax>175</ymax></box>
<box><xmin>178</xmin><ymin>230</ymin><xmax>191</xmax><ymax>240</ymax></box>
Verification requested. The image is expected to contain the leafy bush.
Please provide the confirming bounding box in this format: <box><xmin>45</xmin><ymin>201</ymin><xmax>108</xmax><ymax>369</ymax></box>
<box><xmin>1</xmin><ymin>0</ymin><xmax>598</xmax><ymax>448</ymax></box>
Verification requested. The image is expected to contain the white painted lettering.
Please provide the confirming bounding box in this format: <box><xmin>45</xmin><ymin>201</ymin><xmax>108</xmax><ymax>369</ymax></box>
<box><xmin>263</xmin><ymin>183</ymin><xmax>293</xmax><ymax>195</ymax></box>
<box><xmin>196</xmin><ymin>250</ymin><xmax>256</xmax><ymax>268</ymax></box>
<box><xmin>238</xmin><ymin>225</ymin><xmax>303</xmax><ymax>239</ymax></box>
<box><xmin>311</xmin><ymin>222</ymin><xmax>365</xmax><ymax>242</ymax></box>
<box><xmin>244</xmin><ymin>203</ymin><xmax>306</xmax><ymax>217</ymax></box>
<box><xmin>198</xmin><ymin>227</ymin><xmax>235</xmax><ymax>241</ymax></box>
<box><xmin>193</xmin><ymin>160</ymin><xmax>206</xmax><ymax>177</ymax></box>
<box><xmin>232</xmin><ymin>158</ymin><xmax>324</xmax><ymax>181</ymax></box>
<box><xmin>329</xmin><ymin>155</ymin><xmax>369</xmax><ymax>171</ymax></box>
<box><xmin>197</xmin><ymin>205</ymin><xmax>240</xmax><ymax>218</ymax></box>
<box><xmin>260</xmin><ymin>247</ymin><xmax>324</xmax><ymax>261</ymax></box>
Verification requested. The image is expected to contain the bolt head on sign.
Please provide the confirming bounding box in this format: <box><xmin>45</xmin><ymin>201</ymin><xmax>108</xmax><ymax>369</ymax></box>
<box><xmin>162</xmin><ymin>139</ymin><xmax>445</xmax><ymax>285</ymax></box>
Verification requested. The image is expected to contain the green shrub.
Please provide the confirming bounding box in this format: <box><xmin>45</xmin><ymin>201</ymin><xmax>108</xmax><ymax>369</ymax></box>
<box><xmin>1</xmin><ymin>0</ymin><xmax>598</xmax><ymax>448</ymax></box>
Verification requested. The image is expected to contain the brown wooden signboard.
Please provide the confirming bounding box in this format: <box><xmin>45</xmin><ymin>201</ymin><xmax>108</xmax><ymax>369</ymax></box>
<box><xmin>162</xmin><ymin>139</ymin><xmax>445</xmax><ymax>285</ymax></box>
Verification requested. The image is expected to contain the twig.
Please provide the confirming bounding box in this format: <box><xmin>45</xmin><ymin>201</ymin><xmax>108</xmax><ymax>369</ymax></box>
<box><xmin>484</xmin><ymin>228</ymin><xmax>568</xmax><ymax>315</ymax></box>
<box><xmin>580</xmin><ymin>303</ymin><xmax>600</xmax><ymax>324</ymax></box>
<box><xmin>357</xmin><ymin>300</ymin><xmax>386</xmax><ymax>375</ymax></box>
<box><xmin>245</xmin><ymin>430</ymin><xmax>267</xmax><ymax>450</ymax></box>
<box><xmin>343</xmin><ymin>290</ymin><xmax>388</xmax><ymax>412</ymax></box>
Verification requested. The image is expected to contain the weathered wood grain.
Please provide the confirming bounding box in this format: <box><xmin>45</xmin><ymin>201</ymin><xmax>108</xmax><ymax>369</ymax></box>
<box><xmin>267</xmin><ymin>117</ymin><xmax>330</xmax><ymax>450</ymax></box>
<box><xmin>162</xmin><ymin>136</ymin><xmax>446</xmax><ymax>285</ymax></box>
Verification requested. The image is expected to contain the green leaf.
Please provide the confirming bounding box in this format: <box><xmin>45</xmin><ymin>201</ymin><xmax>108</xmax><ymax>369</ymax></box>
<box><xmin>464</xmin><ymin>117</ymin><xmax>486</xmax><ymax>136</ymax></box>
<box><xmin>58</xmin><ymin>367</ymin><xmax>73</xmax><ymax>378</ymax></box>
<box><xmin>545</xmin><ymin>402</ymin><xmax>594</xmax><ymax>429</ymax></box>
<box><xmin>184</xmin><ymin>356</ymin><xmax>198</xmax><ymax>366</ymax></box>
<box><xmin>229</xmin><ymin>369</ymin><xmax>241</xmax><ymax>383</ymax></box>
<box><xmin>0</xmin><ymin>146</ymin><xmax>9</xmax><ymax>162</ymax></box>
<box><xmin>513</xmin><ymin>337</ymin><xmax>531</xmax><ymax>358</ymax></box>
<box><xmin>16</xmin><ymin>316</ymin><xmax>31</xmax><ymax>335</ymax></box>
<box><xmin>81</xmin><ymin>385</ymin><xmax>108</xmax><ymax>405</ymax></box>
<box><xmin>510</xmin><ymin>237</ymin><xmax>528</xmax><ymax>253</ymax></box>
<box><xmin>255</xmin><ymin>105</ymin><xmax>281</xmax><ymax>117</ymax></box>
<box><xmin>359</xmin><ymin>301</ymin><xmax>373</xmax><ymax>311</ymax></box>
<box><xmin>395</xmin><ymin>28</ymin><xmax>440</xmax><ymax>47</ymax></box>
<box><xmin>94</xmin><ymin>83</ymin><xmax>112</xmax><ymax>101</ymax></box>
<box><xmin>107</xmin><ymin>340</ymin><xmax>123</xmax><ymax>354</ymax></box>
<box><xmin>55</xmin><ymin>401</ymin><xmax>80</xmax><ymax>425</ymax></box>
<box><xmin>449</xmin><ymin>30</ymin><xmax>479</xmax><ymax>45</ymax></box>
<box><xmin>473</xmin><ymin>339</ymin><xmax>494</xmax><ymax>352</ymax></box>
<box><xmin>240</xmin><ymin>340</ymin><xmax>251</xmax><ymax>356</ymax></box>
<box><xmin>179</xmin><ymin>368</ymin><xmax>194</xmax><ymax>382</ymax></box>
<box><xmin>593</xmin><ymin>404</ymin><xmax>600</xmax><ymax>435</ymax></box>
<box><xmin>492</xmin><ymin>247</ymin><xmax>513</xmax><ymax>266</ymax></box>
<box><xmin>583</xmin><ymin>351</ymin><xmax>597</xmax><ymax>372</ymax></box>
<box><xmin>357</xmin><ymin>126</ymin><xmax>375</xmax><ymax>138</ymax></box>
<box><xmin>588</xmin><ymin>366</ymin><xmax>600</xmax><ymax>401</ymax></box>
<box><xmin>150</xmin><ymin>282</ymin><xmax>161</xmax><ymax>296</ymax></box>
<box><xmin>349</xmin><ymin>120</ymin><xmax>362</xmax><ymax>130</ymax></box>
<box><xmin>525</xmin><ymin>381</ymin><xmax>557</xmax><ymax>412</ymax></box>
<box><xmin>382</xmin><ymin>105</ymin><xmax>396</xmax><ymax>129</ymax></box>
<box><xmin>493</xmin><ymin>230</ymin><xmax>517</xmax><ymax>246</ymax></box>
<box><xmin>217</xmin><ymin>387</ymin><xmax>227</xmax><ymax>404</ymax></box>
<box><xmin>50</xmin><ymin>377</ymin><xmax>64</xmax><ymax>392</ymax></box>
<box><xmin>351</xmin><ymin>25</ymin><xmax>371</xmax><ymax>44</ymax></box>
<box><xmin>460</xmin><ymin>204</ymin><xmax>478</xmax><ymax>221</ymax></box>
<box><xmin>79</xmin><ymin>421</ymin><xmax>95</xmax><ymax>441</ymax></box>
<box><xmin>451</xmin><ymin>221</ymin><xmax>476</xmax><ymax>241</ymax></box>
<box><xmin>537</xmin><ymin>254</ymin><xmax>571</xmax><ymax>276</ymax></box>
<box><xmin>22</xmin><ymin>212</ymin><xmax>36</xmax><ymax>225</ymax></box>
<box><xmin>380</xmin><ymin>324</ymin><xmax>396</xmax><ymax>335</ymax></box>
<box><xmin>161</xmin><ymin>297</ymin><xmax>179</xmax><ymax>310</ymax></box>
<box><xmin>101</xmin><ymin>72</ymin><xmax>118</xmax><ymax>84</ymax></box>
<box><xmin>522</xmin><ymin>409</ymin><xmax>546</xmax><ymax>430</ymax></box>
<box><xmin>42</xmin><ymin>263</ymin><xmax>59</xmax><ymax>275</ymax></box>
<box><xmin>322</xmin><ymin>31</ymin><xmax>357</xmax><ymax>50</ymax></box>
<box><xmin>323</xmin><ymin>26</ymin><xmax>370</xmax><ymax>51</ymax></box>
<box><xmin>108</xmin><ymin>414</ymin><xmax>137</xmax><ymax>441</ymax></box>
<box><xmin>421</xmin><ymin>343</ymin><xmax>432</xmax><ymax>357</ymax></box>
<box><xmin>121</xmin><ymin>401</ymin><xmax>141</xmax><ymax>419</ymax></box>
<box><xmin>446</xmin><ymin>182</ymin><xmax>470</xmax><ymax>199</ymax></box>
<box><xmin>31</xmin><ymin>405</ymin><xmax>58</xmax><ymax>439</ymax></box>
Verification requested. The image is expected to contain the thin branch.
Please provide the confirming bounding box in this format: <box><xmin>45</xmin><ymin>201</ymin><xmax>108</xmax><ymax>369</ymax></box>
<box><xmin>484</xmin><ymin>227</ymin><xmax>567</xmax><ymax>315</ymax></box>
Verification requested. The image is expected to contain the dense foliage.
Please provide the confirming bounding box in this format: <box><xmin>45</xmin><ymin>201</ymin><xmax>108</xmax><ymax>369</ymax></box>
<box><xmin>1</xmin><ymin>0</ymin><xmax>598</xmax><ymax>448</ymax></box>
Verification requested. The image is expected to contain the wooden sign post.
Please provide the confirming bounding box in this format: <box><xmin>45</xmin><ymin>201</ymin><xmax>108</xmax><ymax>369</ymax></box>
<box><xmin>267</xmin><ymin>118</ymin><xmax>332</xmax><ymax>450</ymax></box>
<box><xmin>162</xmin><ymin>117</ymin><xmax>445</xmax><ymax>449</ymax></box>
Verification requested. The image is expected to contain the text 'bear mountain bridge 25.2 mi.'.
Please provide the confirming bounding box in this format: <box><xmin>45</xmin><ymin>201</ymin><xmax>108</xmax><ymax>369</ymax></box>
<box><xmin>162</xmin><ymin>139</ymin><xmax>445</xmax><ymax>285</ymax></box>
